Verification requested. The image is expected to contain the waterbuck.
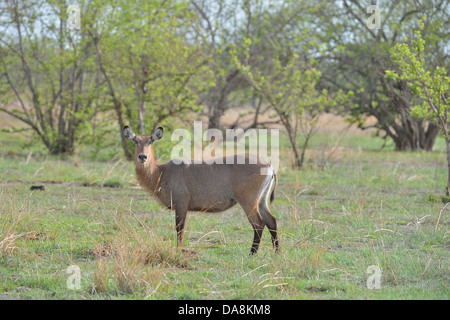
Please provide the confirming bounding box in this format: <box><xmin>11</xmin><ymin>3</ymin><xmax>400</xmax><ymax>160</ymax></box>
<box><xmin>123</xmin><ymin>125</ymin><xmax>279</xmax><ymax>254</ymax></box>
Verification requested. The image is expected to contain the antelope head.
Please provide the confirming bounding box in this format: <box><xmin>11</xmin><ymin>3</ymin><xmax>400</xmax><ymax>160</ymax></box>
<box><xmin>123</xmin><ymin>126</ymin><xmax>164</xmax><ymax>165</ymax></box>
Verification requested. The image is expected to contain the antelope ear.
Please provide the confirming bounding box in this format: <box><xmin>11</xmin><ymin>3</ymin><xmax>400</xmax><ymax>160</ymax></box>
<box><xmin>123</xmin><ymin>126</ymin><xmax>139</xmax><ymax>145</ymax></box>
<box><xmin>149</xmin><ymin>127</ymin><xmax>164</xmax><ymax>144</ymax></box>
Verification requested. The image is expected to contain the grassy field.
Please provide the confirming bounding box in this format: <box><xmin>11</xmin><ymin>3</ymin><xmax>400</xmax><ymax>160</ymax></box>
<box><xmin>0</xmin><ymin>121</ymin><xmax>449</xmax><ymax>300</ymax></box>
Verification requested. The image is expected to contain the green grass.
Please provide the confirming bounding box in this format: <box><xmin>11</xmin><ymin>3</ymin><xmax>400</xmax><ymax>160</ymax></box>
<box><xmin>0</xmin><ymin>128</ymin><xmax>449</xmax><ymax>300</ymax></box>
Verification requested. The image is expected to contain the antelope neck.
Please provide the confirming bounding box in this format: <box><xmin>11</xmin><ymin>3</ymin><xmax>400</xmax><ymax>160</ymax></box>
<box><xmin>135</xmin><ymin>151</ymin><xmax>161</xmax><ymax>194</ymax></box>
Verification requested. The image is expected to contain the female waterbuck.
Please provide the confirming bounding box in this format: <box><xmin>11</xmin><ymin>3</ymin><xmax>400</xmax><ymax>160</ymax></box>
<box><xmin>123</xmin><ymin>126</ymin><xmax>279</xmax><ymax>254</ymax></box>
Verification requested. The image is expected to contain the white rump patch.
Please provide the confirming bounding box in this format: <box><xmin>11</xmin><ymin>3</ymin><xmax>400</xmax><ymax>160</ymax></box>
<box><xmin>258</xmin><ymin>166</ymin><xmax>274</xmax><ymax>206</ymax></box>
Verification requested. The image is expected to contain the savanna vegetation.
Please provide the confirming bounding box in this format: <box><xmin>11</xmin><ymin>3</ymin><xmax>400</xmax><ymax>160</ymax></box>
<box><xmin>0</xmin><ymin>0</ymin><xmax>448</xmax><ymax>300</ymax></box>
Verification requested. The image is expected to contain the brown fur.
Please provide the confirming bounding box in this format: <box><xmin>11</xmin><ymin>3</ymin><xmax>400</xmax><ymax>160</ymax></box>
<box><xmin>124</xmin><ymin>126</ymin><xmax>279</xmax><ymax>255</ymax></box>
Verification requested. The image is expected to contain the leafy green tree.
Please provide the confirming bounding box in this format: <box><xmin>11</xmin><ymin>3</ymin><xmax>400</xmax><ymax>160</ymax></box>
<box><xmin>387</xmin><ymin>19</ymin><xmax>450</xmax><ymax>194</ymax></box>
<box><xmin>0</xmin><ymin>0</ymin><xmax>99</xmax><ymax>154</ymax></box>
<box><xmin>191</xmin><ymin>0</ymin><xmax>245</xmax><ymax>130</ymax></box>
<box><xmin>192</xmin><ymin>0</ymin><xmax>326</xmax><ymax>131</ymax></box>
<box><xmin>320</xmin><ymin>0</ymin><xmax>448</xmax><ymax>151</ymax></box>
<box><xmin>232</xmin><ymin>38</ymin><xmax>350</xmax><ymax>169</ymax></box>
<box><xmin>89</xmin><ymin>0</ymin><xmax>213</xmax><ymax>158</ymax></box>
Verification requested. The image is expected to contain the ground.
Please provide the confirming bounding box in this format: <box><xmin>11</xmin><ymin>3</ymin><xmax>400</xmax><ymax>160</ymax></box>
<box><xmin>0</xmin><ymin>115</ymin><xmax>448</xmax><ymax>299</ymax></box>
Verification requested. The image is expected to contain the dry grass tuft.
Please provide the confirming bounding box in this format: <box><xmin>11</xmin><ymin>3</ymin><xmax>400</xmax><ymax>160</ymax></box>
<box><xmin>91</xmin><ymin>216</ymin><xmax>192</xmax><ymax>295</ymax></box>
<box><xmin>0</xmin><ymin>232</ymin><xmax>31</xmax><ymax>256</ymax></box>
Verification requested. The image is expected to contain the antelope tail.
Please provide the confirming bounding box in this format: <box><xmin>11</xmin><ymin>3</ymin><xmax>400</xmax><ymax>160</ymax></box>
<box><xmin>270</xmin><ymin>171</ymin><xmax>278</xmax><ymax>204</ymax></box>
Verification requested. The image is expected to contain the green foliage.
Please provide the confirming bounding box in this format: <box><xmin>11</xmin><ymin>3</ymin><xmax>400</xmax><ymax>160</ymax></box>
<box><xmin>428</xmin><ymin>191</ymin><xmax>450</xmax><ymax>204</ymax></box>
<box><xmin>94</xmin><ymin>0</ymin><xmax>213</xmax><ymax>133</ymax></box>
<box><xmin>321</xmin><ymin>1</ymin><xmax>448</xmax><ymax>152</ymax></box>
<box><xmin>0</xmin><ymin>0</ymin><xmax>105</xmax><ymax>154</ymax></box>
<box><xmin>387</xmin><ymin>18</ymin><xmax>450</xmax><ymax>194</ymax></box>
<box><xmin>231</xmin><ymin>33</ymin><xmax>353</xmax><ymax>168</ymax></box>
<box><xmin>1</xmin><ymin>0</ymin><xmax>448</xmax><ymax>161</ymax></box>
<box><xmin>0</xmin><ymin>0</ymin><xmax>213</xmax><ymax>155</ymax></box>
<box><xmin>386</xmin><ymin>19</ymin><xmax>450</xmax><ymax>129</ymax></box>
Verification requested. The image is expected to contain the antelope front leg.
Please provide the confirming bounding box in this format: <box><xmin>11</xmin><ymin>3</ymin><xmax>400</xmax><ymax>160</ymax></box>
<box><xmin>175</xmin><ymin>206</ymin><xmax>188</xmax><ymax>249</ymax></box>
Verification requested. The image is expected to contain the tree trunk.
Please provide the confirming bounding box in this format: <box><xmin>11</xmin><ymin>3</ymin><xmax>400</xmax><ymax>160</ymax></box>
<box><xmin>388</xmin><ymin>89</ymin><xmax>440</xmax><ymax>151</ymax></box>
<box><xmin>283</xmin><ymin>120</ymin><xmax>301</xmax><ymax>169</ymax></box>
<box><xmin>207</xmin><ymin>69</ymin><xmax>240</xmax><ymax>130</ymax></box>
<box><xmin>208</xmin><ymin>103</ymin><xmax>223</xmax><ymax>130</ymax></box>
<box><xmin>423</xmin><ymin>122</ymin><xmax>440</xmax><ymax>151</ymax></box>
<box><xmin>446</xmin><ymin>137</ymin><xmax>450</xmax><ymax>196</ymax></box>
<box><xmin>390</xmin><ymin>121</ymin><xmax>439</xmax><ymax>151</ymax></box>
<box><xmin>91</xmin><ymin>32</ymin><xmax>132</xmax><ymax>160</ymax></box>
<box><xmin>299</xmin><ymin>134</ymin><xmax>311</xmax><ymax>169</ymax></box>
<box><xmin>49</xmin><ymin>137</ymin><xmax>75</xmax><ymax>155</ymax></box>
